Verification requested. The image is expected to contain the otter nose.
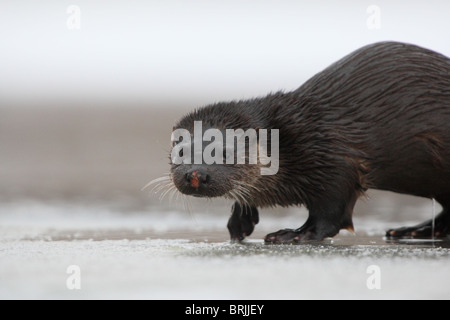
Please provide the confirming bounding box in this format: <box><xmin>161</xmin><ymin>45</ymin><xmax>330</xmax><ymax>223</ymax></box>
<box><xmin>186</xmin><ymin>169</ymin><xmax>210</xmax><ymax>188</ymax></box>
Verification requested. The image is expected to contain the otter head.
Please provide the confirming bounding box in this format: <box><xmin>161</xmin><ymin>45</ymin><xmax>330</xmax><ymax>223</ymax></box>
<box><xmin>169</xmin><ymin>120</ymin><xmax>260</xmax><ymax>200</ymax></box>
<box><xmin>168</xmin><ymin>104</ymin><xmax>279</xmax><ymax>204</ymax></box>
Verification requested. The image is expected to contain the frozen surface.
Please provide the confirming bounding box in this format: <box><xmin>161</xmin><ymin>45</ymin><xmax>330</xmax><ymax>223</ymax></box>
<box><xmin>1</xmin><ymin>201</ymin><xmax>449</xmax><ymax>300</ymax></box>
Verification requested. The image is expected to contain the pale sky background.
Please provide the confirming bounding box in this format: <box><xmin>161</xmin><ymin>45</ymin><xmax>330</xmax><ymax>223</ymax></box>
<box><xmin>0</xmin><ymin>0</ymin><xmax>449</xmax><ymax>108</ymax></box>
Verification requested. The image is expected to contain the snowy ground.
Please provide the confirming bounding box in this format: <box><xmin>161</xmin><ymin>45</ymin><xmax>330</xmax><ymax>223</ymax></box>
<box><xmin>1</xmin><ymin>201</ymin><xmax>449</xmax><ymax>300</ymax></box>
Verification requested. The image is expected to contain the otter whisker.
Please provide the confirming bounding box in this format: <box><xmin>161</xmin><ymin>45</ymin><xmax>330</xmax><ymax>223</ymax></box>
<box><xmin>230</xmin><ymin>180</ymin><xmax>255</xmax><ymax>208</ymax></box>
<box><xmin>239</xmin><ymin>192</ymin><xmax>251</xmax><ymax>208</ymax></box>
<box><xmin>231</xmin><ymin>188</ymin><xmax>250</xmax><ymax>208</ymax></box>
<box><xmin>169</xmin><ymin>187</ymin><xmax>180</xmax><ymax>204</ymax></box>
<box><xmin>236</xmin><ymin>180</ymin><xmax>271</xmax><ymax>194</ymax></box>
<box><xmin>145</xmin><ymin>177</ymin><xmax>191</xmax><ymax>216</ymax></box>
<box><xmin>234</xmin><ymin>180</ymin><xmax>261</xmax><ymax>193</ymax></box>
<box><xmin>142</xmin><ymin>174</ymin><xmax>191</xmax><ymax>209</ymax></box>
<box><xmin>141</xmin><ymin>175</ymin><xmax>172</xmax><ymax>191</ymax></box>
<box><xmin>182</xmin><ymin>194</ymin><xmax>193</xmax><ymax>219</ymax></box>
<box><xmin>235</xmin><ymin>185</ymin><xmax>252</xmax><ymax>199</ymax></box>
<box><xmin>153</xmin><ymin>181</ymin><xmax>174</xmax><ymax>194</ymax></box>
<box><xmin>159</xmin><ymin>185</ymin><xmax>176</xmax><ymax>201</ymax></box>
<box><xmin>228</xmin><ymin>190</ymin><xmax>241</xmax><ymax>206</ymax></box>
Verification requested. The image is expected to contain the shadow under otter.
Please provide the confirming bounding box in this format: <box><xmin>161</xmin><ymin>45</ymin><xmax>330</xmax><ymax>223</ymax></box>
<box><xmin>169</xmin><ymin>41</ymin><xmax>450</xmax><ymax>244</ymax></box>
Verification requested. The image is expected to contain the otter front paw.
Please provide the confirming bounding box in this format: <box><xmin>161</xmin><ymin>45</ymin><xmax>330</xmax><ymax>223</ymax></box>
<box><xmin>227</xmin><ymin>203</ymin><xmax>259</xmax><ymax>242</ymax></box>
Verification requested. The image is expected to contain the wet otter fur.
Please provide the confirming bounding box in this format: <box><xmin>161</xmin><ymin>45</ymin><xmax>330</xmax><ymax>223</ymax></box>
<box><xmin>169</xmin><ymin>41</ymin><xmax>450</xmax><ymax>243</ymax></box>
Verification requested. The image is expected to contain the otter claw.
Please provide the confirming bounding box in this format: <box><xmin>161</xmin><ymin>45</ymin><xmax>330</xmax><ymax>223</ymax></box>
<box><xmin>264</xmin><ymin>229</ymin><xmax>301</xmax><ymax>244</ymax></box>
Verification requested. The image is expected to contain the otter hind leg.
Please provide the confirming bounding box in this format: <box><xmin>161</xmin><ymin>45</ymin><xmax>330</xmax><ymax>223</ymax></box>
<box><xmin>264</xmin><ymin>215</ymin><xmax>354</xmax><ymax>244</ymax></box>
<box><xmin>263</xmin><ymin>218</ymin><xmax>346</xmax><ymax>244</ymax></box>
<box><xmin>386</xmin><ymin>194</ymin><xmax>450</xmax><ymax>239</ymax></box>
<box><xmin>264</xmin><ymin>192</ymin><xmax>358</xmax><ymax>244</ymax></box>
<box><xmin>227</xmin><ymin>202</ymin><xmax>259</xmax><ymax>242</ymax></box>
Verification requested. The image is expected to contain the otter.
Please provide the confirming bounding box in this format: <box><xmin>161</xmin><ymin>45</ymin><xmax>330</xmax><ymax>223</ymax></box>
<box><xmin>168</xmin><ymin>41</ymin><xmax>450</xmax><ymax>243</ymax></box>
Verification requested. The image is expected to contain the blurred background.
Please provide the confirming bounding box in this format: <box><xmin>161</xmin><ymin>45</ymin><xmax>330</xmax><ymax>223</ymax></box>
<box><xmin>0</xmin><ymin>0</ymin><xmax>449</xmax><ymax>228</ymax></box>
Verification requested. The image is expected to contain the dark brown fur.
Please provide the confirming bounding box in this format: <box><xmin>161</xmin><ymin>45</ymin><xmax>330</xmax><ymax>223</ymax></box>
<box><xmin>170</xmin><ymin>41</ymin><xmax>450</xmax><ymax>243</ymax></box>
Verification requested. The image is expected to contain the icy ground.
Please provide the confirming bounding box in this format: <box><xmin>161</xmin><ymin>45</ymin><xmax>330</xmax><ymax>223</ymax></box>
<box><xmin>1</xmin><ymin>201</ymin><xmax>449</xmax><ymax>300</ymax></box>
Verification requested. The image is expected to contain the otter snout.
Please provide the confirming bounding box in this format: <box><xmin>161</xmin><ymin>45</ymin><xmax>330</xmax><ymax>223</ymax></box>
<box><xmin>171</xmin><ymin>165</ymin><xmax>223</xmax><ymax>198</ymax></box>
<box><xmin>186</xmin><ymin>169</ymin><xmax>210</xmax><ymax>189</ymax></box>
<box><xmin>172</xmin><ymin>161</ymin><xmax>247</xmax><ymax>198</ymax></box>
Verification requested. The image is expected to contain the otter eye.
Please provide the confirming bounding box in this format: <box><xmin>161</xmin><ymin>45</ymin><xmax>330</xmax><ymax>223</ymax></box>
<box><xmin>223</xmin><ymin>149</ymin><xmax>232</xmax><ymax>163</ymax></box>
